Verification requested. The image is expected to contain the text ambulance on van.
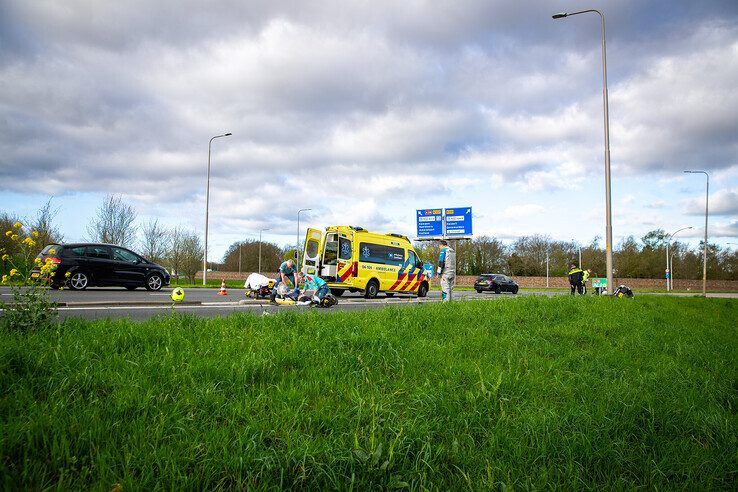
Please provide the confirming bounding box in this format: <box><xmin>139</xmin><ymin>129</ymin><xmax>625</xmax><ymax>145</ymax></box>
<box><xmin>301</xmin><ymin>225</ymin><xmax>430</xmax><ymax>299</ymax></box>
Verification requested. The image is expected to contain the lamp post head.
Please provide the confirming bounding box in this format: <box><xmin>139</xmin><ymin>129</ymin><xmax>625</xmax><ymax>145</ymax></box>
<box><xmin>552</xmin><ymin>12</ymin><xmax>568</xmax><ymax>19</ymax></box>
<box><xmin>224</xmin><ymin>133</ymin><xmax>232</xmax><ymax>136</ymax></box>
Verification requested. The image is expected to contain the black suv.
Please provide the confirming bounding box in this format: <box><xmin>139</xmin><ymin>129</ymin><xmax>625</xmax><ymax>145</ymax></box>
<box><xmin>32</xmin><ymin>243</ymin><xmax>170</xmax><ymax>291</ymax></box>
<box><xmin>474</xmin><ymin>274</ymin><xmax>519</xmax><ymax>294</ymax></box>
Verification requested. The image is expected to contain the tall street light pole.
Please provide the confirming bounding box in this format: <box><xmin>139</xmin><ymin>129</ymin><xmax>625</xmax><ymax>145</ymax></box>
<box><xmin>258</xmin><ymin>228</ymin><xmax>270</xmax><ymax>274</ymax></box>
<box><xmin>553</xmin><ymin>9</ymin><xmax>614</xmax><ymax>293</ymax></box>
<box><xmin>684</xmin><ymin>170</ymin><xmax>709</xmax><ymax>296</ymax></box>
<box><xmin>296</xmin><ymin>209</ymin><xmax>311</xmax><ymax>268</ymax></box>
<box><xmin>203</xmin><ymin>132</ymin><xmax>232</xmax><ymax>286</ymax></box>
<box><xmin>665</xmin><ymin>226</ymin><xmax>692</xmax><ymax>291</ymax></box>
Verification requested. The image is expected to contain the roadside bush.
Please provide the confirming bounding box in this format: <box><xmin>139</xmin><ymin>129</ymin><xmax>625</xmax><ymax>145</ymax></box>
<box><xmin>0</xmin><ymin>221</ymin><xmax>58</xmax><ymax>332</ymax></box>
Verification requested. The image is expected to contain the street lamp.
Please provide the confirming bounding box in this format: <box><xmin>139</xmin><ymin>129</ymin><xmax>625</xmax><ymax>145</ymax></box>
<box><xmin>665</xmin><ymin>226</ymin><xmax>692</xmax><ymax>291</ymax></box>
<box><xmin>572</xmin><ymin>239</ymin><xmax>582</xmax><ymax>269</ymax></box>
<box><xmin>203</xmin><ymin>132</ymin><xmax>232</xmax><ymax>286</ymax></box>
<box><xmin>296</xmin><ymin>208</ymin><xmax>312</xmax><ymax>268</ymax></box>
<box><xmin>684</xmin><ymin>170</ymin><xmax>709</xmax><ymax>296</ymax></box>
<box><xmin>258</xmin><ymin>228</ymin><xmax>271</xmax><ymax>274</ymax></box>
<box><xmin>553</xmin><ymin>9</ymin><xmax>614</xmax><ymax>293</ymax></box>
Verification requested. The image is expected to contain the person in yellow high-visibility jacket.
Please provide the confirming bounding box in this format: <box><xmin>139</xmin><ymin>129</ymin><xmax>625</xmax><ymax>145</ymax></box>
<box><xmin>582</xmin><ymin>268</ymin><xmax>592</xmax><ymax>295</ymax></box>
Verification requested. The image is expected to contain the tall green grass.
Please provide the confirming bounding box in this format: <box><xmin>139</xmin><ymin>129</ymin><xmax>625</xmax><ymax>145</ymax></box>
<box><xmin>1</xmin><ymin>296</ymin><xmax>736</xmax><ymax>489</ymax></box>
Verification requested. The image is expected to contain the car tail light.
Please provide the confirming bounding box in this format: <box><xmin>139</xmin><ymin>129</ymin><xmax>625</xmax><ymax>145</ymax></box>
<box><xmin>48</xmin><ymin>257</ymin><xmax>62</xmax><ymax>264</ymax></box>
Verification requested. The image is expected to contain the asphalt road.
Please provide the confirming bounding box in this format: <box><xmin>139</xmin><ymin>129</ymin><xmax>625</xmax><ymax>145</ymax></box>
<box><xmin>0</xmin><ymin>286</ymin><xmax>530</xmax><ymax>321</ymax></box>
<box><xmin>3</xmin><ymin>287</ymin><xmax>734</xmax><ymax>322</ymax></box>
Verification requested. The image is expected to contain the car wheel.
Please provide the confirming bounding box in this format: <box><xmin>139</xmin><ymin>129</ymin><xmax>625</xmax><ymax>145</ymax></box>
<box><xmin>68</xmin><ymin>271</ymin><xmax>89</xmax><ymax>291</ymax></box>
<box><xmin>417</xmin><ymin>282</ymin><xmax>429</xmax><ymax>298</ymax></box>
<box><xmin>126</xmin><ymin>286</ymin><xmax>137</xmax><ymax>291</ymax></box>
<box><xmin>364</xmin><ymin>279</ymin><xmax>379</xmax><ymax>299</ymax></box>
<box><xmin>494</xmin><ymin>286</ymin><xmax>501</xmax><ymax>294</ymax></box>
<box><xmin>330</xmin><ymin>288</ymin><xmax>345</xmax><ymax>297</ymax></box>
<box><xmin>512</xmin><ymin>287</ymin><xmax>519</xmax><ymax>295</ymax></box>
<box><xmin>146</xmin><ymin>273</ymin><xmax>163</xmax><ymax>291</ymax></box>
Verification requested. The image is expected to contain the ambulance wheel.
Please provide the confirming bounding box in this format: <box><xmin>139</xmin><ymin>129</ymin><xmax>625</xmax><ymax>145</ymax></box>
<box><xmin>330</xmin><ymin>288</ymin><xmax>345</xmax><ymax>297</ymax></box>
<box><xmin>364</xmin><ymin>280</ymin><xmax>379</xmax><ymax>299</ymax></box>
<box><xmin>417</xmin><ymin>282</ymin><xmax>429</xmax><ymax>298</ymax></box>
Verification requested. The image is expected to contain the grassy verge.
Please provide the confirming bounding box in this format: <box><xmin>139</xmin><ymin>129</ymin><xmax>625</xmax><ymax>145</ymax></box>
<box><xmin>2</xmin><ymin>297</ymin><xmax>736</xmax><ymax>489</ymax></box>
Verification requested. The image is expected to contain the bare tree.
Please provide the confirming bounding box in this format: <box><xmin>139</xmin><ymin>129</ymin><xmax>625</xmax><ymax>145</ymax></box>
<box><xmin>163</xmin><ymin>227</ymin><xmax>184</xmax><ymax>283</ymax></box>
<box><xmin>179</xmin><ymin>231</ymin><xmax>204</xmax><ymax>283</ymax></box>
<box><xmin>33</xmin><ymin>198</ymin><xmax>63</xmax><ymax>251</ymax></box>
<box><xmin>86</xmin><ymin>194</ymin><xmax>138</xmax><ymax>247</ymax></box>
<box><xmin>139</xmin><ymin>219</ymin><xmax>169</xmax><ymax>263</ymax></box>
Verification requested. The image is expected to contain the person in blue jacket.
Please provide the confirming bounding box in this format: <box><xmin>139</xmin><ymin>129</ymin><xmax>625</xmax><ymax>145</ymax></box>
<box><xmin>297</xmin><ymin>272</ymin><xmax>329</xmax><ymax>303</ymax></box>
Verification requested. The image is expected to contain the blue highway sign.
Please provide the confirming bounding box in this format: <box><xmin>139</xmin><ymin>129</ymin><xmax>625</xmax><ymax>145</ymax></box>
<box><xmin>416</xmin><ymin>209</ymin><xmax>443</xmax><ymax>237</ymax></box>
<box><xmin>444</xmin><ymin>207</ymin><xmax>472</xmax><ymax>236</ymax></box>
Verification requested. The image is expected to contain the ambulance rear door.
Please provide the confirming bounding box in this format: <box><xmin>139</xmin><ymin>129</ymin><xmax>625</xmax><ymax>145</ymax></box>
<box><xmin>302</xmin><ymin>228</ymin><xmax>323</xmax><ymax>275</ymax></box>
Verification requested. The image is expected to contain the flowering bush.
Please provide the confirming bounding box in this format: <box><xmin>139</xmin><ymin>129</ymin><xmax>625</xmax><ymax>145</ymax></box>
<box><xmin>0</xmin><ymin>222</ymin><xmax>57</xmax><ymax>331</ymax></box>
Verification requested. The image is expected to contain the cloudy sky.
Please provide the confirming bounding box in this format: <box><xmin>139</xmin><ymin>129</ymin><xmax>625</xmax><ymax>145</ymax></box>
<box><xmin>1</xmin><ymin>0</ymin><xmax>737</xmax><ymax>260</ymax></box>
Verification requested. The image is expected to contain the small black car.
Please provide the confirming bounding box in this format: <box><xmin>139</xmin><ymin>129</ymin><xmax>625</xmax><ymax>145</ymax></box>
<box><xmin>474</xmin><ymin>274</ymin><xmax>519</xmax><ymax>294</ymax></box>
<box><xmin>32</xmin><ymin>243</ymin><xmax>170</xmax><ymax>291</ymax></box>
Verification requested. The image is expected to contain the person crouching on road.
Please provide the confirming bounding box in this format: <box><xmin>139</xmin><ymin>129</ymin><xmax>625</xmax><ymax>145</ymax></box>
<box><xmin>437</xmin><ymin>240</ymin><xmax>456</xmax><ymax>302</ymax></box>
<box><xmin>270</xmin><ymin>258</ymin><xmax>297</xmax><ymax>303</ymax></box>
<box><xmin>568</xmin><ymin>263</ymin><xmax>584</xmax><ymax>295</ymax></box>
<box><xmin>297</xmin><ymin>272</ymin><xmax>329</xmax><ymax>304</ymax></box>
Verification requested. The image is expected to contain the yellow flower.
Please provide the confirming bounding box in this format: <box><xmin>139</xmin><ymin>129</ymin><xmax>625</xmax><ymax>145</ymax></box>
<box><xmin>11</xmin><ymin>234</ymin><xmax>19</xmax><ymax>241</ymax></box>
<box><xmin>23</xmin><ymin>237</ymin><xmax>36</xmax><ymax>247</ymax></box>
<box><xmin>1</xmin><ymin>254</ymin><xmax>9</xmax><ymax>262</ymax></box>
<box><xmin>32</xmin><ymin>230</ymin><xmax>39</xmax><ymax>239</ymax></box>
<box><xmin>48</xmin><ymin>248</ymin><xmax>56</xmax><ymax>255</ymax></box>
<box><xmin>65</xmin><ymin>271</ymin><xmax>71</xmax><ymax>278</ymax></box>
<box><xmin>34</xmin><ymin>257</ymin><xmax>43</xmax><ymax>266</ymax></box>
<box><xmin>9</xmin><ymin>268</ymin><xmax>19</xmax><ymax>277</ymax></box>
<box><xmin>5</xmin><ymin>231</ymin><xmax>12</xmax><ymax>237</ymax></box>
<box><xmin>13</xmin><ymin>222</ymin><xmax>21</xmax><ymax>229</ymax></box>
<box><xmin>1</xmin><ymin>275</ymin><xmax>7</xmax><ymax>284</ymax></box>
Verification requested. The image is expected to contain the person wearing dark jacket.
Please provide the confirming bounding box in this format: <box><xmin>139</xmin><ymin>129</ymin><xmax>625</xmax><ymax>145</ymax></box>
<box><xmin>568</xmin><ymin>264</ymin><xmax>584</xmax><ymax>295</ymax></box>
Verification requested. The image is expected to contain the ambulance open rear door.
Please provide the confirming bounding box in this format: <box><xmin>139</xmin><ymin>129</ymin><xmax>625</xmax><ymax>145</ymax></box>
<box><xmin>302</xmin><ymin>228</ymin><xmax>323</xmax><ymax>275</ymax></box>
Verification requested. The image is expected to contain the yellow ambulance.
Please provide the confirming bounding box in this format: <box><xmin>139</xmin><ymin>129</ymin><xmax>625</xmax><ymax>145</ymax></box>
<box><xmin>301</xmin><ymin>225</ymin><xmax>430</xmax><ymax>298</ymax></box>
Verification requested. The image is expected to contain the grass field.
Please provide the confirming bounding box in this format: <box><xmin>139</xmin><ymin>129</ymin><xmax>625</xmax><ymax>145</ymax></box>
<box><xmin>2</xmin><ymin>296</ymin><xmax>736</xmax><ymax>489</ymax></box>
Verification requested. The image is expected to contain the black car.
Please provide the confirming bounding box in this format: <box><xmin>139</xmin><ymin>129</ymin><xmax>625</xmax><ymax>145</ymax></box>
<box><xmin>474</xmin><ymin>274</ymin><xmax>519</xmax><ymax>294</ymax></box>
<box><xmin>32</xmin><ymin>243</ymin><xmax>171</xmax><ymax>291</ymax></box>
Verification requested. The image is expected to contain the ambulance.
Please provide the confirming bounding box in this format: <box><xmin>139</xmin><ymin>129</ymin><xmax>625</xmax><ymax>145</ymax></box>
<box><xmin>300</xmin><ymin>225</ymin><xmax>430</xmax><ymax>298</ymax></box>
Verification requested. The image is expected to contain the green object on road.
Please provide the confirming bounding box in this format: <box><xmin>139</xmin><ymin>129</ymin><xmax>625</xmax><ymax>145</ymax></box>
<box><xmin>170</xmin><ymin>287</ymin><xmax>185</xmax><ymax>302</ymax></box>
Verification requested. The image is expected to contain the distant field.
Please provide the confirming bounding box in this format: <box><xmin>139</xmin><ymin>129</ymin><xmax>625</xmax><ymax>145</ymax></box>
<box><xmin>1</xmin><ymin>297</ymin><xmax>736</xmax><ymax>489</ymax></box>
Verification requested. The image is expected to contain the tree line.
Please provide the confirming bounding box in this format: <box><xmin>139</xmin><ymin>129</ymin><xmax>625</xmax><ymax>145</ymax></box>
<box><xmin>3</xmin><ymin>196</ymin><xmax>736</xmax><ymax>281</ymax></box>
<box><xmin>413</xmin><ymin>232</ymin><xmax>738</xmax><ymax>280</ymax></box>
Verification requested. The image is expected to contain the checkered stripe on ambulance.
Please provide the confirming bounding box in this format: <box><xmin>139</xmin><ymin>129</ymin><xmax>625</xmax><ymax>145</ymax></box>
<box><xmin>300</xmin><ymin>225</ymin><xmax>429</xmax><ymax>298</ymax></box>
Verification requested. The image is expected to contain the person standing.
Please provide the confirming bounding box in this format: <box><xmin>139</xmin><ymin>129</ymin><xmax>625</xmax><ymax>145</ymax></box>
<box><xmin>567</xmin><ymin>263</ymin><xmax>584</xmax><ymax>295</ymax></box>
<box><xmin>437</xmin><ymin>240</ymin><xmax>456</xmax><ymax>302</ymax></box>
<box><xmin>582</xmin><ymin>268</ymin><xmax>592</xmax><ymax>295</ymax></box>
<box><xmin>270</xmin><ymin>258</ymin><xmax>298</xmax><ymax>303</ymax></box>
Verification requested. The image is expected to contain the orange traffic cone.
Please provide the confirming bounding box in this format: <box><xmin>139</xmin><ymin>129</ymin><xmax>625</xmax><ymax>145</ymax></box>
<box><xmin>218</xmin><ymin>280</ymin><xmax>228</xmax><ymax>296</ymax></box>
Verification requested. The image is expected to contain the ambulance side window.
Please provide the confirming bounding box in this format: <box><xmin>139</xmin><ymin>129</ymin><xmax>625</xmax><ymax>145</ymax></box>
<box><xmin>339</xmin><ymin>238</ymin><xmax>352</xmax><ymax>260</ymax></box>
<box><xmin>306</xmin><ymin>239</ymin><xmax>319</xmax><ymax>258</ymax></box>
<box><xmin>408</xmin><ymin>250</ymin><xmax>419</xmax><ymax>268</ymax></box>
